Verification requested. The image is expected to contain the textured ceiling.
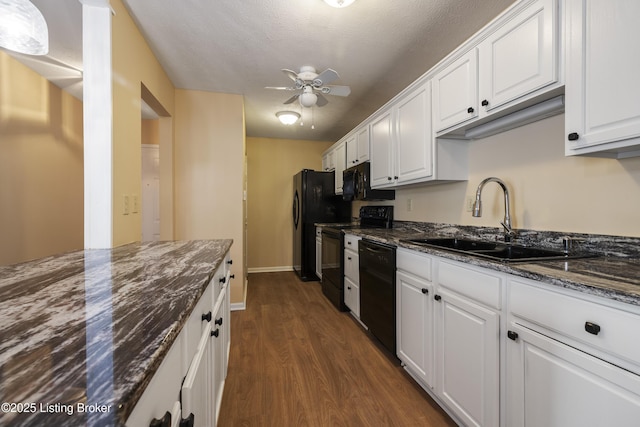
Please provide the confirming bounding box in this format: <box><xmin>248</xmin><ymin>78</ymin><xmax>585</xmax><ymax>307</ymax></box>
<box><xmin>11</xmin><ymin>0</ymin><xmax>516</xmax><ymax>142</ymax></box>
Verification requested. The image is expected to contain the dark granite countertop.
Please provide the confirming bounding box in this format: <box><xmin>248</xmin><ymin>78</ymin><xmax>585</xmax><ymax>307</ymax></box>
<box><xmin>335</xmin><ymin>222</ymin><xmax>640</xmax><ymax>307</ymax></box>
<box><xmin>0</xmin><ymin>240</ymin><xmax>232</xmax><ymax>427</ymax></box>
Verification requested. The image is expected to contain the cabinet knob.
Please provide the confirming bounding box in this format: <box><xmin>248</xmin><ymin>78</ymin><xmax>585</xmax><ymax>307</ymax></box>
<box><xmin>215</xmin><ymin>317</ymin><xmax>223</xmax><ymax>326</ymax></box>
<box><xmin>347</xmin><ymin>256</ymin><xmax>352</xmax><ymax>260</ymax></box>
<box><xmin>201</xmin><ymin>311</ymin><xmax>212</xmax><ymax>322</ymax></box>
<box><xmin>467</xmin><ymin>107</ymin><xmax>474</xmax><ymax>114</ymax></box>
<box><xmin>585</xmin><ymin>321</ymin><xmax>601</xmax><ymax>335</ymax></box>
<box><xmin>347</xmin><ymin>286</ymin><xmax>351</xmax><ymax>290</ymax></box>
<box><xmin>568</xmin><ymin>132</ymin><xmax>580</xmax><ymax>141</ymax></box>
<box><xmin>150</xmin><ymin>411</ymin><xmax>171</xmax><ymax>427</ymax></box>
<box><xmin>394</xmin><ymin>176</ymin><xmax>398</xmax><ymax>180</ymax></box>
<box><xmin>421</xmin><ymin>288</ymin><xmax>428</xmax><ymax>294</ymax></box>
<box><xmin>179</xmin><ymin>413</ymin><xmax>194</xmax><ymax>427</ymax></box>
<box><xmin>227</xmin><ymin>259</ymin><xmax>233</xmax><ymax>265</ymax></box>
<box><xmin>434</xmin><ymin>294</ymin><xmax>441</xmax><ymax>301</ymax></box>
<box><xmin>481</xmin><ymin>99</ymin><xmax>489</xmax><ymax>107</ymax></box>
<box><xmin>387</xmin><ymin>176</ymin><xmax>392</xmax><ymax>181</ymax></box>
<box><xmin>507</xmin><ymin>330</ymin><xmax>519</xmax><ymax>341</ymax></box>
<box><xmin>219</xmin><ymin>277</ymin><xmax>226</xmax><ymax>284</ymax></box>
<box><xmin>211</xmin><ymin>329</ymin><xmax>220</xmax><ymax>338</ymax></box>
<box><xmin>230</xmin><ymin>274</ymin><xmax>235</xmax><ymax>279</ymax></box>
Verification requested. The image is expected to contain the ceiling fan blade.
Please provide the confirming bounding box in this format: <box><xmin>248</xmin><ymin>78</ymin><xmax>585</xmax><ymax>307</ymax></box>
<box><xmin>315</xmin><ymin>94</ymin><xmax>329</xmax><ymax>107</ymax></box>
<box><xmin>323</xmin><ymin>85</ymin><xmax>351</xmax><ymax>97</ymax></box>
<box><xmin>265</xmin><ymin>86</ymin><xmax>297</xmax><ymax>91</ymax></box>
<box><xmin>313</xmin><ymin>68</ymin><xmax>339</xmax><ymax>86</ymax></box>
<box><xmin>284</xmin><ymin>94</ymin><xmax>300</xmax><ymax>104</ymax></box>
<box><xmin>281</xmin><ymin>69</ymin><xmax>299</xmax><ymax>82</ymax></box>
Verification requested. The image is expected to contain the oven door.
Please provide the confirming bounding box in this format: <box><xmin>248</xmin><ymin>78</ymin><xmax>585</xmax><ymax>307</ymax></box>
<box><xmin>321</xmin><ymin>228</ymin><xmax>346</xmax><ymax>311</ymax></box>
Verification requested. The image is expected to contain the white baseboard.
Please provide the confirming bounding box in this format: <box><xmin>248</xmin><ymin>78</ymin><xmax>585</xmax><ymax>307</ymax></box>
<box><xmin>230</xmin><ymin>301</ymin><xmax>245</xmax><ymax>311</ymax></box>
<box><xmin>247</xmin><ymin>266</ymin><xmax>293</xmax><ymax>274</ymax></box>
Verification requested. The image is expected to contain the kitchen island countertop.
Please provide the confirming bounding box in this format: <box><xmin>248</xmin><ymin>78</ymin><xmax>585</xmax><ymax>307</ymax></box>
<box><xmin>0</xmin><ymin>239</ymin><xmax>232</xmax><ymax>426</ymax></box>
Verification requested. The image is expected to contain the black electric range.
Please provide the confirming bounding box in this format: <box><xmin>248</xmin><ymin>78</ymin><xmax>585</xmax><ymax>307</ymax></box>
<box><xmin>320</xmin><ymin>206</ymin><xmax>393</xmax><ymax>311</ymax></box>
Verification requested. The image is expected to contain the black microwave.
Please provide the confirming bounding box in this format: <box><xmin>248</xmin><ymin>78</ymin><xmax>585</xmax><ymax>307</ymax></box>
<box><xmin>342</xmin><ymin>162</ymin><xmax>395</xmax><ymax>201</ymax></box>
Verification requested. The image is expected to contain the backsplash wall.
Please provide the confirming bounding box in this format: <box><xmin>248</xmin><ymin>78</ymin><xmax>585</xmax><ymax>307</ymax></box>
<box><xmin>389</xmin><ymin>114</ymin><xmax>640</xmax><ymax>238</ymax></box>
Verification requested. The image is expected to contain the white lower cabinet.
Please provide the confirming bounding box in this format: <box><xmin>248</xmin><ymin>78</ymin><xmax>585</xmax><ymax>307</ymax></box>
<box><xmin>343</xmin><ymin>234</ymin><xmax>361</xmax><ymax>317</ymax></box>
<box><xmin>506</xmin><ymin>277</ymin><xmax>640</xmax><ymax>427</ymax></box>
<box><xmin>396</xmin><ymin>250</ymin><xmax>500</xmax><ymax>427</ymax></box>
<box><xmin>127</xmin><ymin>254</ymin><xmax>232</xmax><ymax>427</ymax></box>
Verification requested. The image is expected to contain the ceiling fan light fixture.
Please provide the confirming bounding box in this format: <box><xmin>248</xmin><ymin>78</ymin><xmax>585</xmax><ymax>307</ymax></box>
<box><xmin>299</xmin><ymin>91</ymin><xmax>317</xmax><ymax>108</ymax></box>
<box><xmin>276</xmin><ymin>111</ymin><xmax>300</xmax><ymax>125</ymax></box>
<box><xmin>323</xmin><ymin>0</ymin><xmax>356</xmax><ymax>8</ymax></box>
<box><xmin>0</xmin><ymin>0</ymin><xmax>49</xmax><ymax>55</ymax></box>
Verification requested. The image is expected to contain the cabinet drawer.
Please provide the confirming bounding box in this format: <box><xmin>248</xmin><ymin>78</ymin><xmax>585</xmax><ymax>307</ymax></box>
<box><xmin>344</xmin><ymin>234</ymin><xmax>361</xmax><ymax>250</ymax></box>
<box><xmin>185</xmin><ymin>284</ymin><xmax>213</xmax><ymax>361</ymax></box>
<box><xmin>438</xmin><ymin>260</ymin><xmax>502</xmax><ymax>309</ymax></box>
<box><xmin>344</xmin><ymin>250</ymin><xmax>359</xmax><ymax>282</ymax></box>
<box><xmin>509</xmin><ymin>278</ymin><xmax>640</xmax><ymax>369</ymax></box>
<box><xmin>397</xmin><ymin>248</ymin><xmax>432</xmax><ymax>280</ymax></box>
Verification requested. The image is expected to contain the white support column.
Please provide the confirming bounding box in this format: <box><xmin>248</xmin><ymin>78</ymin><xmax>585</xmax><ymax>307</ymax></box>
<box><xmin>81</xmin><ymin>0</ymin><xmax>113</xmax><ymax>248</ymax></box>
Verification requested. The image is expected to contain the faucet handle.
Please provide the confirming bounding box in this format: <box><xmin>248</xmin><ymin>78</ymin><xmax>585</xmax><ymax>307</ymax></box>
<box><xmin>562</xmin><ymin>236</ymin><xmax>586</xmax><ymax>254</ymax></box>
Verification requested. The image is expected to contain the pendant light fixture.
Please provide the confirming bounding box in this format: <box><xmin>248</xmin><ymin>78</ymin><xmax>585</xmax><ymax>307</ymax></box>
<box><xmin>0</xmin><ymin>0</ymin><xmax>49</xmax><ymax>55</ymax></box>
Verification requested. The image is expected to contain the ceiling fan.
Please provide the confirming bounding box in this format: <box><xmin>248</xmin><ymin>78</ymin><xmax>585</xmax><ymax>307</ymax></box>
<box><xmin>266</xmin><ymin>65</ymin><xmax>351</xmax><ymax>108</ymax></box>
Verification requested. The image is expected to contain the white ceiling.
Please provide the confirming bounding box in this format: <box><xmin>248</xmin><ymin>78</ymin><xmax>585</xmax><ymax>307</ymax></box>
<box><xmin>10</xmin><ymin>0</ymin><xmax>516</xmax><ymax>141</ymax></box>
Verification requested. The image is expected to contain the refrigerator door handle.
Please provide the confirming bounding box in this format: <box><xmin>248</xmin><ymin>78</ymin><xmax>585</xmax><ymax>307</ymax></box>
<box><xmin>293</xmin><ymin>190</ymin><xmax>300</xmax><ymax>229</ymax></box>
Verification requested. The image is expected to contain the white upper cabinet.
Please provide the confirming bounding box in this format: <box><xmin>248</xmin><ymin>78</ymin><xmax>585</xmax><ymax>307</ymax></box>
<box><xmin>433</xmin><ymin>50</ymin><xmax>479</xmax><ymax>132</ymax></box>
<box><xmin>322</xmin><ymin>148</ymin><xmax>336</xmax><ymax>172</ymax></box>
<box><xmin>565</xmin><ymin>0</ymin><xmax>640</xmax><ymax>158</ymax></box>
<box><xmin>478</xmin><ymin>0</ymin><xmax>557</xmax><ymax>113</ymax></box>
<box><xmin>433</xmin><ymin>0</ymin><xmax>559</xmax><ymax>135</ymax></box>
<box><xmin>396</xmin><ymin>82</ymin><xmax>433</xmax><ymax>184</ymax></box>
<box><xmin>346</xmin><ymin>125</ymin><xmax>370</xmax><ymax>167</ymax></box>
<box><xmin>334</xmin><ymin>140</ymin><xmax>347</xmax><ymax>194</ymax></box>
<box><xmin>369</xmin><ymin>110</ymin><xmax>395</xmax><ymax>188</ymax></box>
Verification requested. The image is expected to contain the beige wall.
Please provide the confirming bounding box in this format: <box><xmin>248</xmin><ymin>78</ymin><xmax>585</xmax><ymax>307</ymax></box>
<box><xmin>246</xmin><ymin>137</ymin><xmax>333</xmax><ymax>271</ymax></box>
<box><xmin>111</xmin><ymin>0</ymin><xmax>175</xmax><ymax>246</ymax></box>
<box><xmin>174</xmin><ymin>90</ymin><xmax>246</xmax><ymax>304</ymax></box>
<box><xmin>0</xmin><ymin>52</ymin><xmax>83</xmax><ymax>265</ymax></box>
<box><xmin>141</xmin><ymin>119</ymin><xmax>159</xmax><ymax>145</ymax></box>
<box><xmin>390</xmin><ymin>113</ymin><xmax>640</xmax><ymax>237</ymax></box>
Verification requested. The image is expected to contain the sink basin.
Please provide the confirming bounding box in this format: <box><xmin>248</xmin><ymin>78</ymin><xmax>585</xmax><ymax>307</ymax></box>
<box><xmin>401</xmin><ymin>237</ymin><xmax>592</xmax><ymax>262</ymax></box>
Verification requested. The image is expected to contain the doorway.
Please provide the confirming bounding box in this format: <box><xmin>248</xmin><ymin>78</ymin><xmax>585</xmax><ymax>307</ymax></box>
<box><xmin>141</xmin><ymin>144</ymin><xmax>160</xmax><ymax>241</ymax></box>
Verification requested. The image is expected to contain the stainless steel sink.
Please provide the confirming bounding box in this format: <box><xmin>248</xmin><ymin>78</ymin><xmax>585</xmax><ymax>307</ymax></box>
<box><xmin>401</xmin><ymin>237</ymin><xmax>593</xmax><ymax>262</ymax></box>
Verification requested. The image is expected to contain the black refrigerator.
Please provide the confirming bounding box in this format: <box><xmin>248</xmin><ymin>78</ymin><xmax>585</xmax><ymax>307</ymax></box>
<box><xmin>293</xmin><ymin>170</ymin><xmax>351</xmax><ymax>281</ymax></box>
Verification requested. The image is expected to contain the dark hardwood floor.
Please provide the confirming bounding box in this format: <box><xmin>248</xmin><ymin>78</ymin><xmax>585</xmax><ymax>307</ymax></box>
<box><xmin>217</xmin><ymin>272</ymin><xmax>456</xmax><ymax>427</ymax></box>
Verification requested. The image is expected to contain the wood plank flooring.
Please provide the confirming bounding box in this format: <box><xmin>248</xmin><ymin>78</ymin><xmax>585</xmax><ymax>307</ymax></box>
<box><xmin>217</xmin><ymin>272</ymin><xmax>456</xmax><ymax>427</ymax></box>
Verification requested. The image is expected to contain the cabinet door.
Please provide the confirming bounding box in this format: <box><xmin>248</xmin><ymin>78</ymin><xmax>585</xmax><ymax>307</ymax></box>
<box><xmin>397</xmin><ymin>270</ymin><xmax>434</xmax><ymax>388</ymax></box>
<box><xmin>345</xmin><ymin>135</ymin><xmax>358</xmax><ymax>167</ymax></box>
<box><xmin>433</xmin><ymin>49</ymin><xmax>478</xmax><ymax>132</ymax></box>
<box><xmin>369</xmin><ymin>111</ymin><xmax>395</xmax><ymax>188</ymax></box>
<box><xmin>211</xmin><ymin>292</ymin><xmax>226</xmax><ymax>425</ymax></box>
<box><xmin>356</xmin><ymin>125</ymin><xmax>370</xmax><ymax>163</ymax></box>
<box><xmin>334</xmin><ymin>141</ymin><xmax>346</xmax><ymax>194</ymax></box>
<box><xmin>396</xmin><ymin>82</ymin><xmax>433</xmax><ymax>184</ymax></box>
<box><xmin>479</xmin><ymin>0</ymin><xmax>557</xmax><ymax>113</ymax></box>
<box><xmin>182</xmin><ymin>323</ymin><xmax>212</xmax><ymax>427</ymax></box>
<box><xmin>565</xmin><ymin>0</ymin><xmax>640</xmax><ymax>154</ymax></box>
<box><xmin>435</xmin><ymin>289</ymin><xmax>499</xmax><ymax>427</ymax></box>
<box><xmin>506</xmin><ymin>323</ymin><xmax>640</xmax><ymax>427</ymax></box>
<box><xmin>344</xmin><ymin>276</ymin><xmax>360</xmax><ymax>317</ymax></box>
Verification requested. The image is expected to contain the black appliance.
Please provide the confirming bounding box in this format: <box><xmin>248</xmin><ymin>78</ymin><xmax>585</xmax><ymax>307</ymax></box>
<box><xmin>321</xmin><ymin>206</ymin><xmax>393</xmax><ymax>311</ymax></box>
<box><xmin>359</xmin><ymin>239</ymin><xmax>397</xmax><ymax>355</ymax></box>
<box><xmin>293</xmin><ymin>170</ymin><xmax>351</xmax><ymax>281</ymax></box>
<box><xmin>342</xmin><ymin>162</ymin><xmax>395</xmax><ymax>201</ymax></box>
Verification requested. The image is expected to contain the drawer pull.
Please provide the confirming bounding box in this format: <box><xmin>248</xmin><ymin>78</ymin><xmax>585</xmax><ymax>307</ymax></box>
<box><xmin>434</xmin><ymin>294</ymin><xmax>441</xmax><ymax>301</ymax></box>
<box><xmin>211</xmin><ymin>329</ymin><xmax>220</xmax><ymax>338</ymax></box>
<box><xmin>507</xmin><ymin>330</ymin><xmax>519</xmax><ymax>341</ymax></box>
<box><xmin>421</xmin><ymin>288</ymin><xmax>428</xmax><ymax>294</ymax></box>
<box><xmin>585</xmin><ymin>321</ymin><xmax>601</xmax><ymax>336</ymax></box>
<box><xmin>201</xmin><ymin>311</ymin><xmax>212</xmax><ymax>322</ymax></box>
<box><xmin>215</xmin><ymin>317</ymin><xmax>223</xmax><ymax>326</ymax></box>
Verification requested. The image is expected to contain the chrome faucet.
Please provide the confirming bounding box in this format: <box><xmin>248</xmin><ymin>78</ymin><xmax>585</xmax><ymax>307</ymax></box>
<box><xmin>472</xmin><ymin>177</ymin><xmax>515</xmax><ymax>242</ymax></box>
